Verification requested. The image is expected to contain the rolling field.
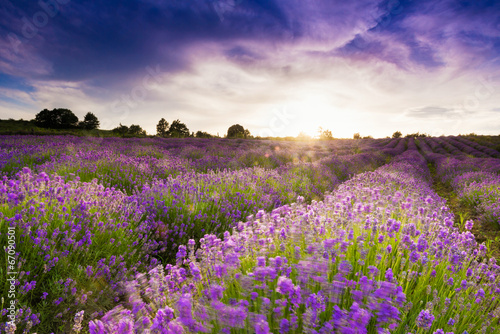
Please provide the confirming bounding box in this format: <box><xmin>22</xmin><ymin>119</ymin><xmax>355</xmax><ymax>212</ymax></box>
<box><xmin>1</xmin><ymin>135</ymin><xmax>500</xmax><ymax>333</ymax></box>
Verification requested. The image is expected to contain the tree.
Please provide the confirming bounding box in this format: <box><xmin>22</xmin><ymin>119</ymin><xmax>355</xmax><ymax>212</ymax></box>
<box><xmin>34</xmin><ymin>109</ymin><xmax>55</xmax><ymax>128</ymax></box>
<box><xmin>227</xmin><ymin>124</ymin><xmax>249</xmax><ymax>138</ymax></box>
<box><xmin>80</xmin><ymin>112</ymin><xmax>99</xmax><ymax>130</ymax></box>
<box><xmin>405</xmin><ymin>132</ymin><xmax>428</xmax><ymax>138</ymax></box>
<box><xmin>112</xmin><ymin>123</ymin><xmax>129</xmax><ymax>135</ymax></box>
<box><xmin>156</xmin><ymin>118</ymin><xmax>169</xmax><ymax>137</ymax></box>
<box><xmin>129</xmin><ymin>124</ymin><xmax>146</xmax><ymax>136</ymax></box>
<box><xmin>353</xmin><ymin>133</ymin><xmax>361</xmax><ymax>140</ymax></box>
<box><xmin>392</xmin><ymin>131</ymin><xmax>402</xmax><ymax>138</ymax></box>
<box><xmin>195</xmin><ymin>131</ymin><xmax>213</xmax><ymax>138</ymax></box>
<box><xmin>318</xmin><ymin>127</ymin><xmax>333</xmax><ymax>140</ymax></box>
<box><xmin>34</xmin><ymin>108</ymin><xmax>79</xmax><ymax>129</ymax></box>
<box><xmin>167</xmin><ymin>119</ymin><xmax>189</xmax><ymax>138</ymax></box>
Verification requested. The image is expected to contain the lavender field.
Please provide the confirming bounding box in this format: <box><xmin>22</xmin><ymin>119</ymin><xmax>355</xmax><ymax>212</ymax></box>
<box><xmin>1</xmin><ymin>135</ymin><xmax>500</xmax><ymax>334</ymax></box>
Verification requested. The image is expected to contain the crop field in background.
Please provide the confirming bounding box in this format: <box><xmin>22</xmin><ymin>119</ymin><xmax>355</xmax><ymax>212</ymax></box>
<box><xmin>1</xmin><ymin>135</ymin><xmax>499</xmax><ymax>333</ymax></box>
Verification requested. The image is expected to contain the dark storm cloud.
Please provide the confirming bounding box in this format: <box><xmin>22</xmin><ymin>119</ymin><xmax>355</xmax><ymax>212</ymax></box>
<box><xmin>0</xmin><ymin>0</ymin><xmax>295</xmax><ymax>83</ymax></box>
<box><xmin>2</xmin><ymin>0</ymin><xmax>498</xmax><ymax>84</ymax></box>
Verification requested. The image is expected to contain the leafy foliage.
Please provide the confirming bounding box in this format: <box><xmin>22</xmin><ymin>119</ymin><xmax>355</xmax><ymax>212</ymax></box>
<box><xmin>195</xmin><ymin>130</ymin><xmax>213</xmax><ymax>138</ymax></box>
<box><xmin>34</xmin><ymin>108</ymin><xmax>79</xmax><ymax>129</ymax></box>
<box><xmin>318</xmin><ymin>127</ymin><xmax>333</xmax><ymax>140</ymax></box>
<box><xmin>167</xmin><ymin>119</ymin><xmax>190</xmax><ymax>138</ymax></box>
<box><xmin>129</xmin><ymin>124</ymin><xmax>147</xmax><ymax>136</ymax></box>
<box><xmin>156</xmin><ymin>118</ymin><xmax>169</xmax><ymax>137</ymax></box>
<box><xmin>227</xmin><ymin>124</ymin><xmax>250</xmax><ymax>138</ymax></box>
<box><xmin>80</xmin><ymin>112</ymin><xmax>100</xmax><ymax>130</ymax></box>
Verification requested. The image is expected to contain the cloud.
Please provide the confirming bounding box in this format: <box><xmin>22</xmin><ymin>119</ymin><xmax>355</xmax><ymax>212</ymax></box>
<box><xmin>405</xmin><ymin>106</ymin><xmax>460</xmax><ymax>119</ymax></box>
<box><xmin>1</xmin><ymin>0</ymin><xmax>500</xmax><ymax>137</ymax></box>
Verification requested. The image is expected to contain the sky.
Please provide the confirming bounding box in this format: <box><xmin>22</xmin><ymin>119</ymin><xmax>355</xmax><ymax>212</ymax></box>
<box><xmin>0</xmin><ymin>0</ymin><xmax>499</xmax><ymax>138</ymax></box>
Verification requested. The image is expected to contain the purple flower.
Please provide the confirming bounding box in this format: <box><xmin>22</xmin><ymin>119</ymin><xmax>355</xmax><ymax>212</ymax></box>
<box><xmin>409</xmin><ymin>251</ymin><xmax>420</xmax><ymax>263</ymax></box>
<box><xmin>385</xmin><ymin>268</ymin><xmax>394</xmax><ymax>282</ymax></box>
<box><xmin>151</xmin><ymin>307</ymin><xmax>175</xmax><ymax>331</ymax></box>
<box><xmin>255</xmin><ymin>315</ymin><xmax>271</xmax><ymax>334</ymax></box>
<box><xmin>416</xmin><ymin>309</ymin><xmax>435</xmax><ymax>330</ymax></box>
<box><xmin>465</xmin><ymin>220</ymin><xmax>473</xmax><ymax>230</ymax></box>
<box><xmin>89</xmin><ymin>320</ymin><xmax>106</xmax><ymax>334</ymax></box>
<box><xmin>338</xmin><ymin>260</ymin><xmax>353</xmax><ymax>276</ymax></box>
<box><xmin>368</xmin><ymin>266</ymin><xmax>379</xmax><ymax>277</ymax></box>
<box><xmin>276</xmin><ymin>276</ymin><xmax>294</xmax><ymax>296</ymax></box>
<box><xmin>279</xmin><ymin>318</ymin><xmax>290</xmax><ymax>333</ymax></box>
<box><xmin>209</xmin><ymin>284</ymin><xmax>224</xmax><ymax>301</ymax></box>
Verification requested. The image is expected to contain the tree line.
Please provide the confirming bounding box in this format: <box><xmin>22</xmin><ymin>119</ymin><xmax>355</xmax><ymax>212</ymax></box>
<box><xmin>31</xmin><ymin>108</ymin><xmax>426</xmax><ymax>139</ymax></box>
<box><xmin>34</xmin><ymin>108</ymin><xmax>99</xmax><ymax>130</ymax></box>
<box><xmin>31</xmin><ymin>108</ymin><xmax>252</xmax><ymax>138</ymax></box>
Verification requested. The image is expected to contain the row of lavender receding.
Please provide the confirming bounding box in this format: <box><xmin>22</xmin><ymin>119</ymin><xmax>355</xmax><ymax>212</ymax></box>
<box><xmin>417</xmin><ymin>137</ymin><xmax>500</xmax><ymax>228</ymax></box>
<box><xmin>0</xmin><ymin>137</ymin><xmax>398</xmax><ymax>333</ymax></box>
<box><xmin>83</xmin><ymin>148</ymin><xmax>500</xmax><ymax>333</ymax></box>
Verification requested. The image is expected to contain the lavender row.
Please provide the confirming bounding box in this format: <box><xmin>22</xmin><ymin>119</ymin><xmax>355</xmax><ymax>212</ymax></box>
<box><xmin>433</xmin><ymin>157</ymin><xmax>500</xmax><ymax>226</ymax></box>
<box><xmin>444</xmin><ymin>138</ymin><xmax>490</xmax><ymax>159</ymax></box>
<box><xmin>453</xmin><ymin>137</ymin><xmax>500</xmax><ymax>158</ymax></box>
<box><xmin>0</xmin><ymin>136</ymin><xmax>383</xmax><ymax>195</ymax></box>
<box><xmin>421</xmin><ymin>137</ymin><xmax>500</xmax><ymax>159</ymax></box>
<box><xmin>415</xmin><ymin>140</ymin><xmax>500</xmax><ymax>227</ymax></box>
<box><xmin>86</xmin><ymin>150</ymin><xmax>500</xmax><ymax>333</ymax></box>
<box><xmin>0</xmin><ymin>149</ymin><xmax>387</xmax><ymax>333</ymax></box>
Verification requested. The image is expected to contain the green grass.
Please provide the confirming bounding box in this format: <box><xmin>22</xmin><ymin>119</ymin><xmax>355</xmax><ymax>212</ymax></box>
<box><xmin>0</xmin><ymin>119</ymin><xmax>136</xmax><ymax>137</ymax></box>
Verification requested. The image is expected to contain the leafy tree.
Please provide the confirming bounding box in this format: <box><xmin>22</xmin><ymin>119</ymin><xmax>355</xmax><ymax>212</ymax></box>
<box><xmin>318</xmin><ymin>127</ymin><xmax>333</xmax><ymax>140</ymax></box>
<box><xmin>392</xmin><ymin>131</ymin><xmax>402</xmax><ymax>138</ymax></box>
<box><xmin>353</xmin><ymin>133</ymin><xmax>361</xmax><ymax>140</ymax></box>
<box><xmin>227</xmin><ymin>124</ymin><xmax>249</xmax><ymax>138</ymax></box>
<box><xmin>195</xmin><ymin>131</ymin><xmax>213</xmax><ymax>138</ymax></box>
<box><xmin>156</xmin><ymin>118</ymin><xmax>169</xmax><ymax>137</ymax></box>
<box><xmin>129</xmin><ymin>124</ymin><xmax>146</xmax><ymax>136</ymax></box>
<box><xmin>34</xmin><ymin>109</ymin><xmax>54</xmax><ymax>128</ymax></box>
<box><xmin>112</xmin><ymin>123</ymin><xmax>129</xmax><ymax>135</ymax></box>
<box><xmin>167</xmin><ymin>119</ymin><xmax>189</xmax><ymax>138</ymax></box>
<box><xmin>34</xmin><ymin>108</ymin><xmax>79</xmax><ymax>129</ymax></box>
<box><xmin>80</xmin><ymin>112</ymin><xmax>100</xmax><ymax>130</ymax></box>
<box><xmin>405</xmin><ymin>132</ymin><xmax>428</xmax><ymax>138</ymax></box>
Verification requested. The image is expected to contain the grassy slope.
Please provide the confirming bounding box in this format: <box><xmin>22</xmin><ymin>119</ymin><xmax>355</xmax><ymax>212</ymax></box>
<box><xmin>0</xmin><ymin>119</ymin><xmax>121</xmax><ymax>137</ymax></box>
